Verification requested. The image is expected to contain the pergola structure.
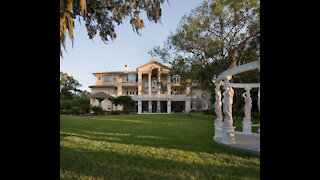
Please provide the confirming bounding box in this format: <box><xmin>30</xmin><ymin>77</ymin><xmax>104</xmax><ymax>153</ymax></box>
<box><xmin>213</xmin><ymin>60</ymin><xmax>260</xmax><ymax>153</ymax></box>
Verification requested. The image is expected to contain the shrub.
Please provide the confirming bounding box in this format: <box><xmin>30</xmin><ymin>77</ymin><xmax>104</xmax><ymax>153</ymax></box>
<box><xmin>122</xmin><ymin>110</ymin><xmax>135</xmax><ymax>115</ymax></box>
<box><xmin>71</xmin><ymin>106</ymin><xmax>81</xmax><ymax>115</ymax></box>
<box><xmin>233</xmin><ymin>110</ymin><xmax>245</xmax><ymax>117</ymax></box>
<box><xmin>111</xmin><ymin>110</ymin><xmax>120</xmax><ymax>115</ymax></box>
<box><xmin>202</xmin><ymin>109</ymin><xmax>215</xmax><ymax>115</ymax></box>
<box><xmin>190</xmin><ymin>109</ymin><xmax>215</xmax><ymax>115</ymax></box>
<box><xmin>252</xmin><ymin>111</ymin><xmax>260</xmax><ymax>119</ymax></box>
<box><xmin>91</xmin><ymin>106</ymin><xmax>103</xmax><ymax>115</ymax></box>
<box><xmin>60</xmin><ymin>97</ymin><xmax>90</xmax><ymax>114</ymax></box>
<box><xmin>104</xmin><ymin>110</ymin><xmax>136</xmax><ymax>115</ymax></box>
<box><xmin>113</xmin><ymin>96</ymin><xmax>135</xmax><ymax>111</ymax></box>
<box><xmin>60</xmin><ymin>109</ymin><xmax>73</xmax><ymax>114</ymax></box>
<box><xmin>79</xmin><ymin>103</ymin><xmax>91</xmax><ymax>114</ymax></box>
<box><xmin>60</xmin><ymin>99</ymin><xmax>75</xmax><ymax>110</ymax></box>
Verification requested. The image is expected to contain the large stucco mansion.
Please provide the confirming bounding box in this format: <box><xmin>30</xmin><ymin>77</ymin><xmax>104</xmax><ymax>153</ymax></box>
<box><xmin>88</xmin><ymin>57</ymin><xmax>211</xmax><ymax>114</ymax></box>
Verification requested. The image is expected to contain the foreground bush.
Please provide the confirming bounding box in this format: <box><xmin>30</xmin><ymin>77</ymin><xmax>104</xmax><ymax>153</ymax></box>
<box><xmin>90</xmin><ymin>106</ymin><xmax>103</xmax><ymax>115</ymax></box>
<box><xmin>190</xmin><ymin>109</ymin><xmax>215</xmax><ymax>115</ymax></box>
<box><xmin>107</xmin><ymin>110</ymin><xmax>136</xmax><ymax>115</ymax></box>
<box><xmin>60</xmin><ymin>97</ymin><xmax>90</xmax><ymax>114</ymax></box>
<box><xmin>71</xmin><ymin>107</ymin><xmax>80</xmax><ymax>115</ymax></box>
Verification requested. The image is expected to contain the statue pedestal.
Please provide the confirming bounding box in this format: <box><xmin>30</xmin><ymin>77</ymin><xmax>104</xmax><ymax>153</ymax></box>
<box><xmin>214</xmin><ymin>120</ymin><xmax>223</xmax><ymax>139</ymax></box>
<box><xmin>221</xmin><ymin>126</ymin><xmax>236</xmax><ymax>144</ymax></box>
<box><xmin>242</xmin><ymin>120</ymin><xmax>252</xmax><ymax>133</ymax></box>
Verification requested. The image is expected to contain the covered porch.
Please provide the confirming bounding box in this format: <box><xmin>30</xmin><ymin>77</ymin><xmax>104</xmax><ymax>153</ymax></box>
<box><xmin>87</xmin><ymin>91</ymin><xmax>117</xmax><ymax>111</ymax></box>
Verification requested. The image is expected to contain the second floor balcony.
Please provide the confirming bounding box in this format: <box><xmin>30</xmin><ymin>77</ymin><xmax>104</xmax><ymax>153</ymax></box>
<box><xmin>131</xmin><ymin>94</ymin><xmax>188</xmax><ymax>101</ymax></box>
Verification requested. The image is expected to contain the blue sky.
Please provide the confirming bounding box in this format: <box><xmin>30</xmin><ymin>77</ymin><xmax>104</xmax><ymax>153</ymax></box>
<box><xmin>60</xmin><ymin>0</ymin><xmax>204</xmax><ymax>92</ymax></box>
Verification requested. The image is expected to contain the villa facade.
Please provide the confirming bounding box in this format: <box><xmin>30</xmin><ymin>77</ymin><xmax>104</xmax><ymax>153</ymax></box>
<box><xmin>88</xmin><ymin>57</ymin><xmax>211</xmax><ymax>114</ymax></box>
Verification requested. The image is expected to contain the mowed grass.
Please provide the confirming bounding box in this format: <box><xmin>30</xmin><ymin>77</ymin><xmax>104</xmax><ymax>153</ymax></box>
<box><xmin>60</xmin><ymin>114</ymin><xmax>260</xmax><ymax>180</ymax></box>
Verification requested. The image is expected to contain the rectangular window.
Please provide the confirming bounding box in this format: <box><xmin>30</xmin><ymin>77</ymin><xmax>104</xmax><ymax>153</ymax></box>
<box><xmin>129</xmin><ymin>74</ymin><xmax>136</xmax><ymax>83</ymax></box>
<box><xmin>145</xmin><ymin>82</ymin><xmax>148</xmax><ymax>88</ymax></box>
<box><xmin>104</xmin><ymin>76</ymin><xmax>110</xmax><ymax>81</ymax></box>
<box><xmin>152</xmin><ymin>80</ymin><xmax>157</xmax><ymax>88</ymax></box>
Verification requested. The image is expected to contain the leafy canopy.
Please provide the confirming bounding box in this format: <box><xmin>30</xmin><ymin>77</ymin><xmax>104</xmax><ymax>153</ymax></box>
<box><xmin>149</xmin><ymin>0</ymin><xmax>260</xmax><ymax>91</ymax></box>
<box><xmin>60</xmin><ymin>0</ymin><xmax>167</xmax><ymax>57</ymax></box>
<box><xmin>60</xmin><ymin>71</ymin><xmax>85</xmax><ymax>99</ymax></box>
<box><xmin>113</xmin><ymin>96</ymin><xmax>135</xmax><ymax>110</ymax></box>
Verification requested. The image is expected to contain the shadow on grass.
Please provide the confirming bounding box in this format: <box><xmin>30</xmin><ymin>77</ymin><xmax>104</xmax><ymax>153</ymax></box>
<box><xmin>60</xmin><ymin>129</ymin><xmax>257</xmax><ymax>158</ymax></box>
<box><xmin>60</xmin><ymin>147</ymin><xmax>259</xmax><ymax>180</ymax></box>
<box><xmin>60</xmin><ymin>114</ymin><xmax>260</xmax><ymax>157</ymax></box>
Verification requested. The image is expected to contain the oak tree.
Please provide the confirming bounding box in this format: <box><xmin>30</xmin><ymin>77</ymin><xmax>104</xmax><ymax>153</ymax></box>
<box><xmin>149</xmin><ymin>0</ymin><xmax>260</xmax><ymax>91</ymax></box>
<box><xmin>60</xmin><ymin>0</ymin><xmax>167</xmax><ymax>57</ymax></box>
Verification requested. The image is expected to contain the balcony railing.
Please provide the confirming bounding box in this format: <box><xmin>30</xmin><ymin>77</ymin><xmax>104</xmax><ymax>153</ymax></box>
<box><xmin>132</xmin><ymin>94</ymin><xmax>187</xmax><ymax>100</ymax></box>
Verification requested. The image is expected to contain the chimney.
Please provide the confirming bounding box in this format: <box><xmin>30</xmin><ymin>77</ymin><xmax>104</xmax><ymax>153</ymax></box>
<box><xmin>124</xmin><ymin>65</ymin><xmax>128</xmax><ymax>72</ymax></box>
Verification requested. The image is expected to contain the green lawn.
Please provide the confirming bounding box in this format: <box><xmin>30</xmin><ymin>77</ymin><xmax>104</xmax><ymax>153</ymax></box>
<box><xmin>60</xmin><ymin>114</ymin><xmax>260</xmax><ymax>180</ymax></box>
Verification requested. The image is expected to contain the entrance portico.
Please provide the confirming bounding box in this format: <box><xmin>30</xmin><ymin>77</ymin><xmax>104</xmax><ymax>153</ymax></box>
<box><xmin>134</xmin><ymin>57</ymin><xmax>191</xmax><ymax>114</ymax></box>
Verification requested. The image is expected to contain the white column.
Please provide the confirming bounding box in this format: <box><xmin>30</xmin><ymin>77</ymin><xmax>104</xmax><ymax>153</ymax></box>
<box><xmin>258</xmin><ymin>87</ymin><xmax>260</xmax><ymax>133</ymax></box>
<box><xmin>167</xmin><ymin>75</ymin><xmax>171</xmax><ymax>114</ymax></box>
<box><xmin>117</xmin><ymin>77</ymin><xmax>122</xmax><ymax>96</ymax></box>
<box><xmin>167</xmin><ymin>75</ymin><xmax>171</xmax><ymax>95</ymax></box>
<box><xmin>258</xmin><ymin>87</ymin><xmax>260</xmax><ymax>113</ymax></box>
<box><xmin>148</xmin><ymin>72</ymin><xmax>152</xmax><ymax>95</ymax></box>
<box><xmin>148</xmin><ymin>100</ymin><xmax>152</xmax><ymax>113</ymax></box>
<box><xmin>157</xmin><ymin>100</ymin><xmax>161</xmax><ymax>113</ymax></box>
<box><xmin>138</xmin><ymin>100</ymin><xmax>142</xmax><ymax>114</ymax></box>
<box><xmin>213</xmin><ymin>81</ymin><xmax>223</xmax><ymax>140</ymax></box>
<box><xmin>185</xmin><ymin>98</ymin><xmax>191</xmax><ymax>113</ymax></box>
<box><xmin>158</xmin><ymin>69</ymin><xmax>161</xmax><ymax>95</ymax></box>
<box><xmin>138</xmin><ymin>72</ymin><xmax>142</xmax><ymax>95</ymax></box>
<box><xmin>116</xmin><ymin>77</ymin><xmax>122</xmax><ymax>111</ymax></box>
<box><xmin>186</xmin><ymin>86</ymin><xmax>191</xmax><ymax>96</ymax></box>
<box><xmin>242</xmin><ymin>88</ymin><xmax>252</xmax><ymax>133</ymax></box>
<box><xmin>221</xmin><ymin>75</ymin><xmax>235</xmax><ymax>144</ymax></box>
<box><xmin>258</xmin><ymin>67</ymin><xmax>260</xmax><ymax>134</ymax></box>
<box><xmin>167</xmin><ymin>100</ymin><xmax>171</xmax><ymax>114</ymax></box>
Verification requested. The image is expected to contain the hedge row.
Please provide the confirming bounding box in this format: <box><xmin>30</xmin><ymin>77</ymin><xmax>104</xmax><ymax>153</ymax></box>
<box><xmin>60</xmin><ymin>109</ymin><xmax>137</xmax><ymax>116</ymax></box>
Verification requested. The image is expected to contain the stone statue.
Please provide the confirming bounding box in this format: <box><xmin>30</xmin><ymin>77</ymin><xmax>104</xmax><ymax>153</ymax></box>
<box><xmin>214</xmin><ymin>87</ymin><xmax>223</xmax><ymax>123</ymax></box>
<box><xmin>242</xmin><ymin>91</ymin><xmax>252</xmax><ymax>121</ymax></box>
<box><xmin>258</xmin><ymin>88</ymin><xmax>260</xmax><ymax>113</ymax></box>
<box><xmin>222</xmin><ymin>86</ymin><xmax>234</xmax><ymax>126</ymax></box>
